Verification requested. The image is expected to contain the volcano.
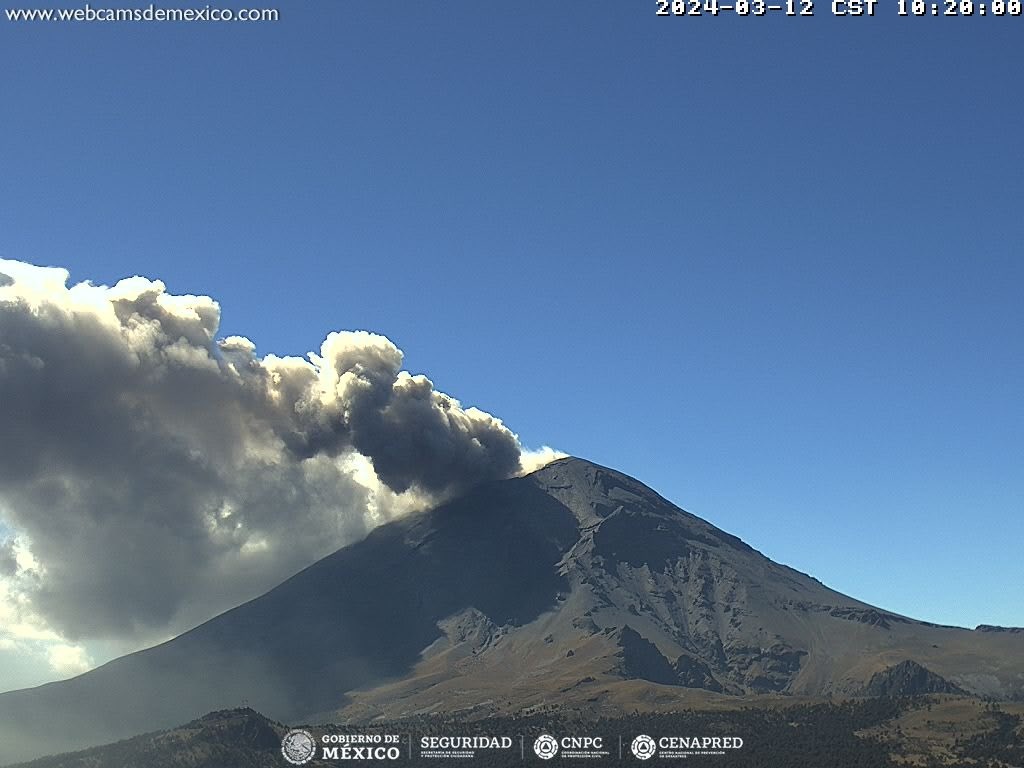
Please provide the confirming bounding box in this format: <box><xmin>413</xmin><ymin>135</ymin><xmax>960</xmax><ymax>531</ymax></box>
<box><xmin>1</xmin><ymin>457</ymin><xmax>1021</xmax><ymax>764</ymax></box>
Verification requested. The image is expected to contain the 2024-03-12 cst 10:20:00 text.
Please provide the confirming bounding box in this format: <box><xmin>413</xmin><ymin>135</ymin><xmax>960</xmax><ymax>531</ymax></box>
<box><xmin>655</xmin><ymin>0</ymin><xmax>1022</xmax><ymax>16</ymax></box>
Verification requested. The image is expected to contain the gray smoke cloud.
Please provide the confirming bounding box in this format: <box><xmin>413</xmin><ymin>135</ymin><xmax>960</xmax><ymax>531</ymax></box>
<box><xmin>0</xmin><ymin>259</ymin><xmax>539</xmax><ymax>645</ymax></box>
<box><xmin>0</xmin><ymin>540</ymin><xmax>16</xmax><ymax>577</ymax></box>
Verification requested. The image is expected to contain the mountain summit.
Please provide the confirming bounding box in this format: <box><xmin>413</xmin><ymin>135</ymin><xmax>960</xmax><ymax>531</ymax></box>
<box><xmin>1</xmin><ymin>457</ymin><xmax>1021</xmax><ymax>764</ymax></box>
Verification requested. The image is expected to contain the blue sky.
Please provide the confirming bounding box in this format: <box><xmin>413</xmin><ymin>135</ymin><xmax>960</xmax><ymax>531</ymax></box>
<box><xmin>1</xmin><ymin>0</ymin><xmax>1022</xmax><ymax>657</ymax></box>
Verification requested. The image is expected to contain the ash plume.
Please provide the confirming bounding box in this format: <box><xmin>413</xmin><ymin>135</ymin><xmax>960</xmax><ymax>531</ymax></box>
<box><xmin>0</xmin><ymin>258</ymin><xmax>550</xmax><ymax>647</ymax></box>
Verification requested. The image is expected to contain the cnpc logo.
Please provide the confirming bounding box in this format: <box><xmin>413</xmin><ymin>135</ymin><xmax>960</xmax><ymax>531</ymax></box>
<box><xmin>533</xmin><ymin>734</ymin><xmax>605</xmax><ymax>760</ymax></box>
<box><xmin>533</xmin><ymin>734</ymin><xmax>559</xmax><ymax>760</ymax></box>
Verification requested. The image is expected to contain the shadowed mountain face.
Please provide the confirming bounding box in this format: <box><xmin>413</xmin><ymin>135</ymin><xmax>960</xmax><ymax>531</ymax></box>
<box><xmin>1</xmin><ymin>457</ymin><xmax>1022</xmax><ymax>764</ymax></box>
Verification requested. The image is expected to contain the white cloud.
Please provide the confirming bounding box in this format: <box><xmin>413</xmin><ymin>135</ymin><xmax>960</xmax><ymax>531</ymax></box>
<box><xmin>46</xmin><ymin>643</ymin><xmax>93</xmax><ymax>678</ymax></box>
<box><xmin>520</xmin><ymin>446</ymin><xmax>569</xmax><ymax>474</ymax></box>
<box><xmin>0</xmin><ymin>574</ymin><xmax>97</xmax><ymax>691</ymax></box>
<box><xmin>0</xmin><ymin>257</ymin><xmax>557</xmax><ymax>675</ymax></box>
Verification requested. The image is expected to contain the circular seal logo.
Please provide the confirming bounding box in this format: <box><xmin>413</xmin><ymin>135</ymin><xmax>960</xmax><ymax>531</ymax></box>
<box><xmin>281</xmin><ymin>729</ymin><xmax>317</xmax><ymax>765</ymax></box>
<box><xmin>631</xmin><ymin>734</ymin><xmax>657</xmax><ymax>760</ymax></box>
<box><xmin>534</xmin><ymin>733</ymin><xmax>559</xmax><ymax>760</ymax></box>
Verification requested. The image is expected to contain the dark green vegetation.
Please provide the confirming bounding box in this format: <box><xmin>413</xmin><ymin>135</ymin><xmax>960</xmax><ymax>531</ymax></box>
<box><xmin>11</xmin><ymin>709</ymin><xmax>287</xmax><ymax>768</ymax></box>
<box><xmin>952</xmin><ymin>708</ymin><xmax>1024</xmax><ymax>766</ymax></box>
<box><xmin>12</xmin><ymin>698</ymin><xmax>1024</xmax><ymax>768</ymax></box>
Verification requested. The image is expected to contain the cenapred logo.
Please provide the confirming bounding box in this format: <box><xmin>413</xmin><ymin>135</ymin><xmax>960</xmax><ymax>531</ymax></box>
<box><xmin>631</xmin><ymin>733</ymin><xmax>744</xmax><ymax>759</ymax></box>
<box><xmin>533</xmin><ymin>733</ymin><xmax>559</xmax><ymax>760</ymax></box>
<box><xmin>281</xmin><ymin>729</ymin><xmax>317</xmax><ymax>765</ymax></box>
<box><xmin>631</xmin><ymin>734</ymin><xmax>657</xmax><ymax>760</ymax></box>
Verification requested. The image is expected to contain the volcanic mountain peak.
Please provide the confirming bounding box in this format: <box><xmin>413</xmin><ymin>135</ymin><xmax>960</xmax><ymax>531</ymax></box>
<box><xmin>533</xmin><ymin>457</ymin><xmax>723</xmax><ymax>530</ymax></box>
<box><xmin>1</xmin><ymin>456</ymin><xmax>1022</xmax><ymax>766</ymax></box>
<box><xmin>533</xmin><ymin>457</ymin><xmax>755</xmax><ymax>567</ymax></box>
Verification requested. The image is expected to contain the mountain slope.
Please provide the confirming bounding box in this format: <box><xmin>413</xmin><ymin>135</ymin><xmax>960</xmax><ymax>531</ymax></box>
<box><xmin>1</xmin><ymin>457</ymin><xmax>1021</xmax><ymax>765</ymax></box>
<box><xmin>8</xmin><ymin>709</ymin><xmax>287</xmax><ymax>768</ymax></box>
